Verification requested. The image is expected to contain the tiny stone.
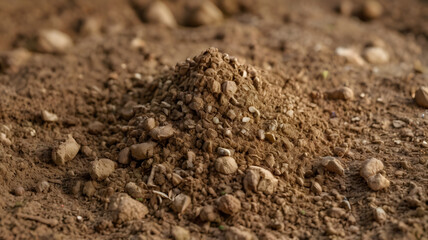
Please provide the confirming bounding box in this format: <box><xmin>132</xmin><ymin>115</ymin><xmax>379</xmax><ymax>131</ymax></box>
<box><xmin>226</xmin><ymin>110</ymin><xmax>236</xmax><ymax>120</ymax></box>
<box><xmin>143</xmin><ymin>118</ymin><xmax>156</xmax><ymax>131</ymax></box>
<box><xmin>118</xmin><ymin>147</ymin><xmax>131</xmax><ymax>164</ymax></box>
<box><xmin>242</xmin><ymin>117</ymin><xmax>251</xmax><ymax>123</ymax></box>
<box><xmin>215</xmin><ymin>156</ymin><xmax>238</xmax><ymax>174</ymax></box>
<box><xmin>171</xmin><ymin>226</ymin><xmax>190</xmax><ymax>240</ymax></box>
<box><xmin>125</xmin><ymin>182</ymin><xmax>143</xmax><ymax>199</ymax></box>
<box><xmin>244</xmin><ymin>166</ymin><xmax>278</xmax><ymax>195</ymax></box>
<box><xmin>144</xmin><ymin>1</ymin><xmax>177</xmax><ymax>27</ymax></box>
<box><xmin>90</xmin><ymin>158</ymin><xmax>116</xmax><ymax>181</ymax></box>
<box><xmin>367</xmin><ymin>173</ymin><xmax>390</xmax><ymax>191</ymax></box>
<box><xmin>321</xmin><ymin>156</ymin><xmax>345</xmax><ymax>176</ymax></box>
<box><xmin>41</xmin><ymin>110</ymin><xmax>58</xmax><ymax>122</ymax></box>
<box><xmin>14</xmin><ymin>186</ymin><xmax>25</xmax><ymax>196</ymax></box>
<box><xmin>363</xmin><ymin>47</ymin><xmax>389</xmax><ymax>64</ymax></box>
<box><xmin>186</xmin><ymin>0</ymin><xmax>223</xmax><ymax>27</ymax></box>
<box><xmin>414</xmin><ymin>87</ymin><xmax>428</xmax><ymax>108</ymax></box>
<box><xmin>88</xmin><ymin>121</ymin><xmax>104</xmax><ymax>135</ymax></box>
<box><xmin>360</xmin><ymin>158</ymin><xmax>384</xmax><ymax>179</ymax></box>
<box><xmin>83</xmin><ymin>181</ymin><xmax>96</xmax><ymax>197</ymax></box>
<box><xmin>311</xmin><ymin>181</ymin><xmax>322</xmax><ymax>194</ymax></box>
<box><xmin>217</xmin><ymin>147</ymin><xmax>232</xmax><ymax>156</ymax></box>
<box><xmin>326</xmin><ymin>87</ymin><xmax>354</xmax><ymax>101</ymax></box>
<box><xmin>213</xmin><ymin>117</ymin><xmax>220</xmax><ymax>124</ymax></box>
<box><xmin>225</xmin><ymin>227</ymin><xmax>256</xmax><ymax>240</ymax></box>
<box><xmin>52</xmin><ymin>134</ymin><xmax>81</xmax><ymax>166</ymax></box>
<box><xmin>81</xmin><ymin>146</ymin><xmax>93</xmax><ymax>157</ymax></box>
<box><xmin>172</xmin><ymin>173</ymin><xmax>183</xmax><ymax>186</ymax></box>
<box><xmin>172</xmin><ymin>193</ymin><xmax>191</xmax><ymax>213</ymax></box>
<box><xmin>109</xmin><ymin>193</ymin><xmax>149</xmax><ymax>223</ymax></box>
<box><xmin>327</xmin><ymin>207</ymin><xmax>346</xmax><ymax>218</ymax></box>
<box><xmin>36</xmin><ymin>180</ymin><xmax>50</xmax><ymax>193</ymax></box>
<box><xmin>0</xmin><ymin>133</ymin><xmax>12</xmax><ymax>146</ymax></box>
<box><xmin>37</xmin><ymin>29</ymin><xmax>73</xmax><ymax>54</ymax></box>
<box><xmin>217</xmin><ymin>195</ymin><xmax>241</xmax><ymax>215</ymax></box>
<box><xmin>222</xmin><ymin>81</ymin><xmax>238</xmax><ymax>96</ymax></box>
<box><xmin>199</xmin><ymin>205</ymin><xmax>218</xmax><ymax>222</ymax></box>
<box><xmin>392</xmin><ymin>120</ymin><xmax>406</xmax><ymax>128</ymax></box>
<box><xmin>362</xmin><ymin>0</ymin><xmax>383</xmax><ymax>20</ymax></box>
<box><xmin>374</xmin><ymin>207</ymin><xmax>387</xmax><ymax>222</ymax></box>
<box><xmin>130</xmin><ymin>141</ymin><xmax>157</xmax><ymax>160</ymax></box>
<box><xmin>257</xmin><ymin>129</ymin><xmax>265</xmax><ymax>140</ymax></box>
<box><xmin>265</xmin><ymin>132</ymin><xmax>276</xmax><ymax>143</ymax></box>
<box><xmin>150</xmin><ymin>125</ymin><xmax>175</xmax><ymax>141</ymax></box>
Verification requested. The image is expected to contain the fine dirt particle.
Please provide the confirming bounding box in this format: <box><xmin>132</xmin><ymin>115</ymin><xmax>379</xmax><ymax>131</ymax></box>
<box><xmin>130</xmin><ymin>141</ymin><xmax>157</xmax><ymax>160</ymax></box>
<box><xmin>51</xmin><ymin>134</ymin><xmax>81</xmax><ymax>166</ymax></box>
<box><xmin>171</xmin><ymin>226</ymin><xmax>190</xmax><ymax>240</ymax></box>
<box><xmin>41</xmin><ymin>110</ymin><xmax>58</xmax><ymax>122</ymax></box>
<box><xmin>36</xmin><ymin>29</ymin><xmax>73</xmax><ymax>54</ymax></box>
<box><xmin>326</xmin><ymin>87</ymin><xmax>354</xmax><ymax>101</ymax></box>
<box><xmin>215</xmin><ymin>156</ymin><xmax>238</xmax><ymax>175</ymax></box>
<box><xmin>414</xmin><ymin>87</ymin><xmax>428</xmax><ymax>108</ymax></box>
<box><xmin>217</xmin><ymin>195</ymin><xmax>241</xmax><ymax>215</ymax></box>
<box><xmin>90</xmin><ymin>158</ymin><xmax>116</xmax><ymax>181</ymax></box>
<box><xmin>109</xmin><ymin>193</ymin><xmax>149</xmax><ymax>223</ymax></box>
<box><xmin>171</xmin><ymin>193</ymin><xmax>191</xmax><ymax>214</ymax></box>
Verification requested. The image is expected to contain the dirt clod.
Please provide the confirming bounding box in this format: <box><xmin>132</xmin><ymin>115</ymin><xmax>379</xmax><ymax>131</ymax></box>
<box><xmin>199</xmin><ymin>205</ymin><xmax>219</xmax><ymax>222</ymax></box>
<box><xmin>109</xmin><ymin>193</ymin><xmax>149</xmax><ymax>223</ymax></box>
<box><xmin>243</xmin><ymin>166</ymin><xmax>278</xmax><ymax>194</ymax></box>
<box><xmin>35</xmin><ymin>180</ymin><xmax>50</xmax><ymax>193</ymax></box>
<box><xmin>321</xmin><ymin>156</ymin><xmax>345</xmax><ymax>176</ymax></box>
<box><xmin>171</xmin><ymin>226</ymin><xmax>190</xmax><ymax>240</ymax></box>
<box><xmin>130</xmin><ymin>141</ymin><xmax>157</xmax><ymax>160</ymax></box>
<box><xmin>217</xmin><ymin>194</ymin><xmax>241</xmax><ymax>215</ymax></box>
<box><xmin>225</xmin><ymin>227</ymin><xmax>257</xmax><ymax>240</ymax></box>
<box><xmin>172</xmin><ymin>193</ymin><xmax>191</xmax><ymax>214</ymax></box>
<box><xmin>51</xmin><ymin>134</ymin><xmax>80</xmax><ymax>166</ymax></box>
<box><xmin>215</xmin><ymin>156</ymin><xmax>238</xmax><ymax>175</ymax></box>
<box><xmin>90</xmin><ymin>158</ymin><xmax>116</xmax><ymax>181</ymax></box>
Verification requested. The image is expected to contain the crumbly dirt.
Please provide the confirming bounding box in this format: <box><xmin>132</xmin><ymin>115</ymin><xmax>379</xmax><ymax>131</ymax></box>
<box><xmin>0</xmin><ymin>0</ymin><xmax>427</xmax><ymax>239</ymax></box>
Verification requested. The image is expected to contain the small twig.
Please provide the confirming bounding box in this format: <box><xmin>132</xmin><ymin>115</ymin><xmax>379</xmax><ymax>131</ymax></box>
<box><xmin>17</xmin><ymin>213</ymin><xmax>59</xmax><ymax>227</ymax></box>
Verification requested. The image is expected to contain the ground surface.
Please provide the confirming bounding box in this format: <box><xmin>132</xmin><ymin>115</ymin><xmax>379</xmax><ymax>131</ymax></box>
<box><xmin>0</xmin><ymin>0</ymin><xmax>427</xmax><ymax>239</ymax></box>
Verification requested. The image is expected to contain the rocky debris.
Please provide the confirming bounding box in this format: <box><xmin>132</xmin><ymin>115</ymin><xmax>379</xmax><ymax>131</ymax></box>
<box><xmin>392</xmin><ymin>120</ymin><xmax>406</xmax><ymax>128</ymax></box>
<box><xmin>320</xmin><ymin>156</ymin><xmax>344</xmax><ymax>176</ymax></box>
<box><xmin>373</xmin><ymin>207</ymin><xmax>386</xmax><ymax>222</ymax></box>
<box><xmin>130</xmin><ymin>141</ymin><xmax>157</xmax><ymax>160</ymax></box>
<box><xmin>51</xmin><ymin>134</ymin><xmax>81</xmax><ymax>166</ymax></box>
<box><xmin>125</xmin><ymin>182</ymin><xmax>144</xmax><ymax>199</ymax></box>
<box><xmin>171</xmin><ymin>226</ymin><xmax>190</xmax><ymax>240</ymax></box>
<box><xmin>0</xmin><ymin>132</ymin><xmax>12</xmax><ymax>146</ymax></box>
<box><xmin>36</xmin><ymin>29</ymin><xmax>73</xmax><ymax>54</ymax></box>
<box><xmin>83</xmin><ymin>181</ymin><xmax>96</xmax><ymax>197</ymax></box>
<box><xmin>335</xmin><ymin>47</ymin><xmax>365</xmax><ymax>66</ymax></box>
<box><xmin>361</xmin><ymin>0</ymin><xmax>383</xmax><ymax>20</ymax></box>
<box><xmin>144</xmin><ymin>1</ymin><xmax>177</xmax><ymax>27</ymax></box>
<box><xmin>171</xmin><ymin>193</ymin><xmax>191</xmax><ymax>213</ymax></box>
<box><xmin>118</xmin><ymin>147</ymin><xmax>131</xmax><ymax>164</ymax></box>
<box><xmin>13</xmin><ymin>186</ymin><xmax>25</xmax><ymax>196</ymax></box>
<box><xmin>222</xmin><ymin>81</ymin><xmax>238</xmax><ymax>96</ymax></box>
<box><xmin>243</xmin><ymin>166</ymin><xmax>278</xmax><ymax>194</ymax></box>
<box><xmin>225</xmin><ymin>227</ymin><xmax>257</xmax><ymax>240</ymax></box>
<box><xmin>186</xmin><ymin>1</ymin><xmax>223</xmax><ymax>27</ymax></box>
<box><xmin>150</xmin><ymin>125</ymin><xmax>175</xmax><ymax>140</ymax></box>
<box><xmin>414</xmin><ymin>87</ymin><xmax>428</xmax><ymax>108</ymax></box>
<box><xmin>217</xmin><ymin>195</ymin><xmax>241</xmax><ymax>215</ymax></box>
<box><xmin>326</xmin><ymin>87</ymin><xmax>354</xmax><ymax>101</ymax></box>
<box><xmin>362</xmin><ymin>47</ymin><xmax>389</xmax><ymax>64</ymax></box>
<box><xmin>90</xmin><ymin>158</ymin><xmax>116</xmax><ymax>181</ymax></box>
<box><xmin>143</xmin><ymin>117</ymin><xmax>156</xmax><ymax>131</ymax></box>
<box><xmin>199</xmin><ymin>205</ymin><xmax>219</xmax><ymax>222</ymax></box>
<box><xmin>360</xmin><ymin>158</ymin><xmax>390</xmax><ymax>191</ymax></box>
<box><xmin>41</xmin><ymin>110</ymin><xmax>58</xmax><ymax>122</ymax></box>
<box><xmin>215</xmin><ymin>156</ymin><xmax>238</xmax><ymax>174</ymax></box>
<box><xmin>109</xmin><ymin>193</ymin><xmax>148</xmax><ymax>223</ymax></box>
<box><xmin>35</xmin><ymin>180</ymin><xmax>50</xmax><ymax>193</ymax></box>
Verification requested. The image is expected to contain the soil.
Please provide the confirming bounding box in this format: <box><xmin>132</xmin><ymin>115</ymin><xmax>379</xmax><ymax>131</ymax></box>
<box><xmin>0</xmin><ymin>0</ymin><xmax>427</xmax><ymax>239</ymax></box>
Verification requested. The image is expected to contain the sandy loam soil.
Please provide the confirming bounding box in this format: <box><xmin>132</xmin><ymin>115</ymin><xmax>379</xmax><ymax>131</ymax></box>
<box><xmin>0</xmin><ymin>0</ymin><xmax>427</xmax><ymax>239</ymax></box>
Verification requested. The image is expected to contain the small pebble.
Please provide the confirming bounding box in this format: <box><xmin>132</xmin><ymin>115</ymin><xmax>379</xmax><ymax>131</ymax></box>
<box><xmin>83</xmin><ymin>181</ymin><xmax>96</xmax><ymax>197</ymax></box>
<box><xmin>311</xmin><ymin>181</ymin><xmax>322</xmax><ymax>194</ymax></box>
<box><xmin>265</xmin><ymin>132</ymin><xmax>276</xmax><ymax>143</ymax></box>
<box><xmin>225</xmin><ymin>227</ymin><xmax>256</xmax><ymax>240</ymax></box>
<box><xmin>217</xmin><ymin>195</ymin><xmax>241</xmax><ymax>215</ymax></box>
<box><xmin>362</xmin><ymin>47</ymin><xmax>389</xmax><ymax>64</ymax></box>
<box><xmin>143</xmin><ymin>117</ymin><xmax>156</xmax><ymax>131</ymax></box>
<box><xmin>144</xmin><ymin>1</ymin><xmax>177</xmax><ymax>27</ymax></box>
<box><xmin>414</xmin><ymin>87</ymin><xmax>428</xmax><ymax>108</ymax></box>
<box><xmin>52</xmin><ymin>134</ymin><xmax>80</xmax><ymax>166</ymax></box>
<box><xmin>36</xmin><ymin>180</ymin><xmax>50</xmax><ymax>193</ymax></box>
<box><xmin>222</xmin><ymin>81</ymin><xmax>238</xmax><ymax>96</ymax></box>
<box><xmin>243</xmin><ymin>166</ymin><xmax>278</xmax><ymax>194</ymax></box>
<box><xmin>172</xmin><ymin>193</ymin><xmax>191</xmax><ymax>213</ymax></box>
<box><xmin>130</xmin><ymin>141</ymin><xmax>157</xmax><ymax>160</ymax></box>
<box><xmin>242</xmin><ymin>117</ymin><xmax>251</xmax><ymax>123</ymax></box>
<box><xmin>171</xmin><ymin>226</ymin><xmax>190</xmax><ymax>240</ymax></box>
<box><xmin>118</xmin><ymin>147</ymin><xmax>131</xmax><ymax>164</ymax></box>
<box><xmin>109</xmin><ymin>193</ymin><xmax>148</xmax><ymax>223</ymax></box>
<box><xmin>186</xmin><ymin>0</ymin><xmax>223</xmax><ymax>27</ymax></box>
<box><xmin>326</xmin><ymin>87</ymin><xmax>354</xmax><ymax>101</ymax></box>
<box><xmin>88</xmin><ymin>121</ymin><xmax>104</xmax><ymax>135</ymax></box>
<box><xmin>360</xmin><ymin>158</ymin><xmax>384</xmax><ymax>179</ymax></box>
<box><xmin>41</xmin><ymin>110</ymin><xmax>58</xmax><ymax>122</ymax></box>
<box><xmin>215</xmin><ymin>156</ymin><xmax>238</xmax><ymax>174</ymax></box>
<box><xmin>361</xmin><ymin>0</ymin><xmax>383</xmax><ymax>20</ymax></box>
<box><xmin>0</xmin><ymin>133</ymin><xmax>12</xmax><ymax>146</ymax></box>
<box><xmin>392</xmin><ymin>120</ymin><xmax>406</xmax><ymax>128</ymax></box>
<box><xmin>199</xmin><ymin>205</ymin><xmax>218</xmax><ymax>222</ymax></box>
<box><xmin>90</xmin><ymin>158</ymin><xmax>116</xmax><ymax>181</ymax></box>
<box><xmin>374</xmin><ymin>207</ymin><xmax>387</xmax><ymax>222</ymax></box>
<box><xmin>14</xmin><ymin>186</ymin><xmax>25</xmax><ymax>196</ymax></box>
<box><xmin>217</xmin><ymin>147</ymin><xmax>232</xmax><ymax>156</ymax></box>
<box><xmin>321</xmin><ymin>156</ymin><xmax>345</xmax><ymax>176</ymax></box>
<box><xmin>125</xmin><ymin>182</ymin><xmax>144</xmax><ymax>199</ymax></box>
<box><xmin>37</xmin><ymin>29</ymin><xmax>73</xmax><ymax>54</ymax></box>
<box><xmin>150</xmin><ymin>125</ymin><xmax>175</xmax><ymax>140</ymax></box>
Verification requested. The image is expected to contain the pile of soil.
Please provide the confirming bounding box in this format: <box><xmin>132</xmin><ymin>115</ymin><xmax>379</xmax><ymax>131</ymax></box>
<box><xmin>0</xmin><ymin>0</ymin><xmax>427</xmax><ymax>239</ymax></box>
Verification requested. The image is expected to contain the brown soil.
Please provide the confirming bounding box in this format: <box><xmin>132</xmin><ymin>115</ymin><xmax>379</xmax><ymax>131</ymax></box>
<box><xmin>0</xmin><ymin>0</ymin><xmax>427</xmax><ymax>239</ymax></box>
